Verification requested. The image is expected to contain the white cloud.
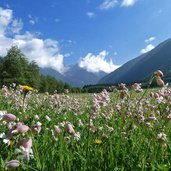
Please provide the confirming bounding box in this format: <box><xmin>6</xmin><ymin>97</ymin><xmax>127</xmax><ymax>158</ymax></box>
<box><xmin>99</xmin><ymin>0</ymin><xmax>118</xmax><ymax>10</ymax></box>
<box><xmin>86</xmin><ymin>12</ymin><xmax>96</xmax><ymax>18</ymax></box>
<box><xmin>145</xmin><ymin>37</ymin><xmax>156</xmax><ymax>43</ymax></box>
<box><xmin>78</xmin><ymin>50</ymin><xmax>120</xmax><ymax>73</ymax></box>
<box><xmin>10</xmin><ymin>19</ymin><xmax>23</xmax><ymax>34</ymax></box>
<box><xmin>28</xmin><ymin>14</ymin><xmax>38</xmax><ymax>25</ymax></box>
<box><xmin>0</xmin><ymin>7</ymin><xmax>66</xmax><ymax>74</ymax></box>
<box><xmin>14</xmin><ymin>37</ymin><xmax>66</xmax><ymax>73</ymax></box>
<box><xmin>0</xmin><ymin>7</ymin><xmax>12</xmax><ymax>35</ymax></box>
<box><xmin>64</xmin><ymin>53</ymin><xmax>72</xmax><ymax>57</ymax></box>
<box><xmin>0</xmin><ymin>36</ymin><xmax>13</xmax><ymax>56</ymax></box>
<box><xmin>121</xmin><ymin>0</ymin><xmax>137</xmax><ymax>7</ymax></box>
<box><xmin>140</xmin><ymin>44</ymin><xmax>155</xmax><ymax>54</ymax></box>
<box><xmin>99</xmin><ymin>0</ymin><xmax>138</xmax><ymax>10</ymax></box>
<box><xmin>29</xmin><ymin>20</ymin><xmax>35</xmax><ymax>25</ymax></box>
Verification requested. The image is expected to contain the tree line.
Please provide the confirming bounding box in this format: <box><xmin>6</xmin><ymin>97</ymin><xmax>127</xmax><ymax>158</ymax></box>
<box><xmin>0</xmin><ymin>46</ymin><xmax>81</xmax><ymax>93</ymax></box>
<box><xmin>2</xmin><ymin>46</ymin><xmax>169</xmax><ymax>94</ymax></box>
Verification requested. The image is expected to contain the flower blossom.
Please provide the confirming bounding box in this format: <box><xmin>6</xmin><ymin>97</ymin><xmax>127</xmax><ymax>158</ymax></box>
<box><xmin>154</xmin><ymin>70</ymin><xmax>164</xmax><ymax>77</ymax></box>
<box><xmin>54</xmin><ymin>125</ymin><xmax>61</xmax><ymax>135</ymax></box>
<box><xmin>95</xmin><ymin>139</ymin><xmax>102</xmax><ymax>144</ymax></box>
<box><xmin>156</xmin><ymin>77</ymin><xmax>165</xmax><ymax>87</ymax></box>
<box><xmin>22</xmin><ymin>85</ymin><xmax>33</xmax><ymax>91</ymax></box>
<box><xmin>132</xmin><ymin>83</ymin><xmax>143</xmax><ymax>93</ymax></box>
<box><xmin>17</xmin><ymin>137</ymin><xmax>32</xmax><ymax>149</ymax></box>
<box><xmin>1</xmin><ymin>113</ymin><xmax>17</xmax><ymax>122</ymax></box>
<box><xmin>157</xmin><ymin>132</ymin><xmax>167</xmax><ymax>143</ymax></box>
<box><xmin>10</xmin><ymin>123</ymin><xmax>29</xmax><ymax>135</ymax></box>
<box><xmin>66</xmin><ymin>123</ymin><xmax>76</xmax><ymax>135</ymax></box>
<box><xmin>15</xmin><ymin>146</ymin><xmax>34</xmax><ymax>161</ymax></box>
<box><xmin>5</xmin><ymin>160</ymin><xmax>20</xmax><ymax>169</ymax></box>
<box><xmin>31</xmin><ymin>122</ymin><xmax>42</xmax><ymax>135</ymax></box>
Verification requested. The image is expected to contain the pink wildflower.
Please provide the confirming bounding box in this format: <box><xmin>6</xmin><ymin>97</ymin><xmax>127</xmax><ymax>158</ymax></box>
<box><xmin>3</xmin><ymin>114</ymin><xmax>17</xmax><ymax>122</ymax></box>
<box><xmin>17</xmin><ymin>138</ymin><xmax>32</xmax><ymax>149</ymax></box>
<box><xmin>31</xmin><ymin>122</ymin><xmax>42</xmax><ymax>135</ymax></box>
<box><xmin>5</xmin><ymin>160</ymin><xmax>20</xmax><ymax>169</ymax></box>
<box><xmin>54</xmin><ymin>125</ymin><xmax>61</xmax><ymax>135</ymax></box>
<box><xmin>66</xmin><ymin>123</ymin><xmax>75</xmax><ymax>135</ymax></box>
<box><xmin>9</xmin><ymin>123</ymin><xmax>29</xmax><ymax>136</ymax></box>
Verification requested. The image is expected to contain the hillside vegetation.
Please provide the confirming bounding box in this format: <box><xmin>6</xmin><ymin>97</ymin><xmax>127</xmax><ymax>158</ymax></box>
<box><xmin>1</xmin><ymin>75</ymin><xmax>171</xmax><ymax>170</ymax></box>
<box><xmin>99</xmin><ymin>38</ymin><xmax>171</xmax><ymax>84</ymax></box>
<box><xmin>0</xmin><ymin>46</ymin><xmax>80</xmax><ymax>93</ymax></box>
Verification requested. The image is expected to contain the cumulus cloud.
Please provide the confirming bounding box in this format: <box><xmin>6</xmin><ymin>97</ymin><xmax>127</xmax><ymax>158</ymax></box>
<box><xmin>140</xmin><ymin>44</ymin><xmax>155</xmax><ymax>54</ymax></box>
<box><xmin>78</xmin><ymin>50</ymin><xmax>120</xmax><ymax>73</ymax></box>
<box><xmin>10</xmin><ymin>19</ymin><xmax>23</xmax><ymax>34</ymax></box>
<box><xmin>86</xmin><ymin>12</ymin><xmax>96</xmax><ymax>18</ymax></box>
<box><xmin>121</xmin><ymin>0</ymin><xmax>137</xmax><ymax>7</ymax></box>
<box><xmin>0</xmin><ymin>36</ymin><xmax>13</xmax><ymax>56</ymax></box>
<box><xmin>145</xmin><ymin>37</ymin><xmax>156</xmax><ymax>43</ymax></box>
<box><xmin>13</xmin><ymin>36</ymin><xmax>66</xmax><ymax>73</ymax></box>
<box><xmin>0</xmin><ymin>7</ymin><xmax>12</xmax><ymax>35</ymax></box>
<box><xmin>99</xmin><ymin>0</ymin><xmax>118</xmax><ymax>10</ymax></box>
<box><xmin>0</xmin><ymin>7</ymin><xmax>66</xmax><ymax>74</ymax></box>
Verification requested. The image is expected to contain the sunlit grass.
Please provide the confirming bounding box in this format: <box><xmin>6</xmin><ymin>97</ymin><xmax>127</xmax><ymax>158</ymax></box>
<box><xmin>1</xmin><ymin>80</ymin><xmax>171</xmax><ymax>170</ymax></box>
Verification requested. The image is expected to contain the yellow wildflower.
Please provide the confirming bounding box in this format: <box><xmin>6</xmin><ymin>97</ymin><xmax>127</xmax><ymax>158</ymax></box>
<box><xmin>22</xmin><ymin>85</ymin><xmax>33</xmax><ymax>91</ymax></box>
<box><xmin>95</xmin><ymin>139</ymin><xmax>102</xmax><ymax>144</ymax></box>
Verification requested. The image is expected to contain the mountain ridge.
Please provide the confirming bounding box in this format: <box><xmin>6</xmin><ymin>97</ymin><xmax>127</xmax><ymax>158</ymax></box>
<box><xmin>40</xmin><ymin>64</ymin><xmax>107</xmax><ymax>87</ymax></box>
<box><xmin>99</xmin><ymin>38</ymin><xmax>171</xmax><ymax>84</ymax></box>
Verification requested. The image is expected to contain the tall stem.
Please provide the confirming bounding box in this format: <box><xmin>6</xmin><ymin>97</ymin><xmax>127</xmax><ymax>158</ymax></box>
<box><xmin>137</xmin><ymin>75</ymin><xmax>154</xmax><ymax>106</ymax></box>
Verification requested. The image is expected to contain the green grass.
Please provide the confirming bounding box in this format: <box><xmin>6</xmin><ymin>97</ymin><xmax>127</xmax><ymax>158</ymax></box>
<box><xmin>1</xmin><ymin>85</ymin><xmax>171</xmax><ymax>171</ymax></box>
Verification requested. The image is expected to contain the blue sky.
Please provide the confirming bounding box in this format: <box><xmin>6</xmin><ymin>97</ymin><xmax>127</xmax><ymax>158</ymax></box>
<box><xmin>0</xmin><ymin>0</ymin><xmax>171</xmax><ymax>74</ymax></box>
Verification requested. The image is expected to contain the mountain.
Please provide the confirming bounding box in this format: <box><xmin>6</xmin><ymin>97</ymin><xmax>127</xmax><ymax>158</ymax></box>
<box><xmin>99</xmin><ymin>38</ymin><xmax>171</xmax><ymax>84</ymax></box>
<box><xmin>39</xmin><ymin>67</ymin><xmax>70</xmax><ymax>83</ymax></box>
<box><xmin>40</xmin><ymin>64</ymin><xmax>107</xmax><ymax>87</ymax></box>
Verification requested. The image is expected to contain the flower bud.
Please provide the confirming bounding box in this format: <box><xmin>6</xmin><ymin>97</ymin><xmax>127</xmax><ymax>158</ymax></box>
<box><xmin>31</xmin><ymin>122</ymin><xmax>41</xmax><ymax>135</ymax></box>
<box><xmin>54</xmin><ymin>125</ymin><xmax>61</xmax><ymax>135</ymax></box>
<box><xmin>66</xmin><ymin>123</ymin><xmax>75</xmax><ymax>135</ymax></box>
<box><xmin>10</xmin><ymin>123</ymin><xmax>29</xmax><ymax>135</ymax></box>
<box><xmin>16</xmin><ymin>124</ymin><xmax>29</xmax><ymax>134</ymax></box>
<box><xmin>154</xmin><ymin>70</ymin><xmax>164</xmax><ymax>77</ymax></box>
<box><xmin>3</xmin><ymin>114</ymin><xmax>16</xmax><ymax>122</ymax></box>
<box><xmin>147</xmin><ymin>116</ymin><xmax>157</xmax><ymax>122</ymax></box>
<box><xmin>167</xmin><ymin>114</ymin><xmax>171</xmax><ymax>121</ymax></box>
<box><xmin>45</xmin><ymin>115</ymin><xmax>51</xmax><ymax>122</ymax></box>
<box><xmin>157</xmin><ymin>132</ymin><xmax>167</xmax><ymax>143</ymax></box>
<box><xmin>156</xmin><ymin>77</ymin><xmax>165</xmax><ymax>87</ymax></box>
<box><xmin>17</xmin><ymin>138</ymin><xmax>32</xmax><ymax>149</ymax></box>
<box><xmin>5</xmin><ymin>160</ymin><xmax>20</xmax><ymax>169</ymax></box>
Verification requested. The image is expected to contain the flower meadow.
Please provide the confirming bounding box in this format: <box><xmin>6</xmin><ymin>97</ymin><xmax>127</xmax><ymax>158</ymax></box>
<box><xmin>1</xmin><ymin>71</ymin><xmax>171</xmax><ymax>170</ymax></box>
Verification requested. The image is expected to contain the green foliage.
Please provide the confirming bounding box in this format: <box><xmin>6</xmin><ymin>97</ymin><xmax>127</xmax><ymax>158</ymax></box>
<box><xmin>0</xmin><ymin>46</ymin><xmax>77</xmax><ymax>93</ymax></box>
<box><xmin>0</xmin><ymin>46</ymin><xmax>29</xmax><ymax>86</ymax></box>
<box><xmin>26</xmin><ymin>61</ymin><xmax>41</xmax><ymax>89</ymax></box>
<box><xmin>1</xmin><ymin>84</ymin><xmax>171</xmax><ymax>170</ymax></box>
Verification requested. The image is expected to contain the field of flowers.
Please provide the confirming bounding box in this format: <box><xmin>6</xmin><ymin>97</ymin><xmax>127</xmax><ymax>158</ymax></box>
<box><xmin>1</xmin><ymin>71</ymin><xmax>171</xmax><ymax>170</ymax></box>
